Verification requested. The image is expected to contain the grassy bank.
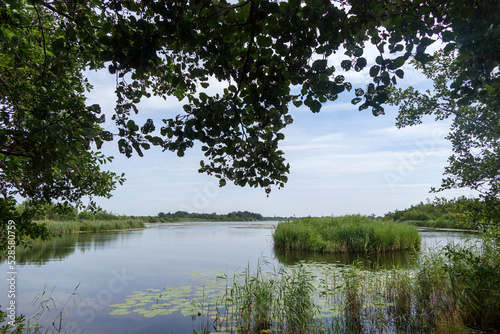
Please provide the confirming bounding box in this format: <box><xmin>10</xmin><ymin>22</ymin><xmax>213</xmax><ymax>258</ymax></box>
<box><xmin>273</xmin><ymin>215</ymin><xmax>421</xmax><ymax>253</ymax></box>
<box><xmin>36</xmin><ymin>219</ymin><xmax>145</xmax><ymax>234</ymax></box>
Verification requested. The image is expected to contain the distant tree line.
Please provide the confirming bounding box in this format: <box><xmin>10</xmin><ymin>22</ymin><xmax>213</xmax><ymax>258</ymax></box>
<box><xmin>384</xmin><ymin>197</ymin><xmax>500</xmax><ymax>229</ymax></box>
<box><xmin>384</xmin><ymin>200</ymin><xmax>454</xmax><ymax>224</ymax></box>
<box><xmin>16</xmin><ymin>202</ymin><xmax>266</xmax><ymax>223</ymax></box>
<box><xmin>150</xmin><ymin>211</ymin><xmax>264</xmax><ymax>223</ymax></box>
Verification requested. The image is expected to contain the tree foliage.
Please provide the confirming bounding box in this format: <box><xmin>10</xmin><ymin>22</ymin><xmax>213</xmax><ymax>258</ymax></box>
<box><xmin>155</xmin><ymin>210</ymin><xmax>264</xmax><ymax>222</ymax></box>
<box><xmin>1</xmin><ymin>0</ymin><xmax>499</xmax><ymax>249</ymax></box>
<box><xmin>385</xmin><ymin>197</ymin><xmax>500</xmax><ymax>229</ymax></box>
<box><xmin>389</xmin><ymin>50</ymin><xmax>499</xmax><ymax>224</ymax></box>
<box><xmin>384</xmin><ymin>199</ymin><xmax>454</xmax><ymax>222</ymax></box>
<box><xmin>0</xmin><ymin>1</ymin><xmax>126</xmax><ymax>250</ymax></box>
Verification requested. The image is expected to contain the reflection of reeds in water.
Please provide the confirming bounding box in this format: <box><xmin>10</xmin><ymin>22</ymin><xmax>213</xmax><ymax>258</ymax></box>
<box><xmin>273</xmin><ymin>244</ymin><xmax>418</xmax><ymax>269</ymax></box>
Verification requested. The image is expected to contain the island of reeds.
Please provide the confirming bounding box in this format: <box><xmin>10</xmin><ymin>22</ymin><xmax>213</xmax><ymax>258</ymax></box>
<box><xmin>273</xmin><ymin>215</ymin><xmax>421</xmax><ymax>253</ymax></box>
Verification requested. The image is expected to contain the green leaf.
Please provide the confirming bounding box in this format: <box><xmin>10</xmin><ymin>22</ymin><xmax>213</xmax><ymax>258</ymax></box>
<box><xmin>127</xmin><ymin>120</ymin><xmax>139</xmax><ymax>132</ymax></box>
<box><xmin>376</xmin><ymin>92</ymin><xmax>388</xmax><ymax>103</ymax></box>
<box><xmin>340</xmin><ymin>60</ymin><xmax>352</xmax><ymax>71</ymax></box>
<box><xmin>420</xmin><ymin>37</ymin><xmax>435</xmax><ymax>47</ymax></box>
<box><xmin>441</xmin><ymin>30</ymin><xmax>455</xmax><ymax>42</ymax></box>
<box><xmin>388</xmin><ymin>56</ymin><xmax>406</xmax><ymax>70</ymax></box>
<box><xmin>141</xmin><ymin>119</ymin><xmax>155</xmax><ymax>134</ymax></box>
<box><xmin>390</xmin><ymin>44</ymin><xmax>404</xmax><ymax>53</ymax></box>
<box><xmin>102</xmin><ymin>21</ymin><xmax>113</xmax><ymax>33</ymax></box>
<box><xmin>369</xmin><ymin>65</ymin><xmax>380</xmax><ymax>78</ymax></box>
<box><xmin>312</xmin><ymin>59</ymin><xmax>328</xmax><ymax>72</ymax></box>
<box><xmin>354</xmin><ymin>57</ymin><xmax>367</xmax><ymax>71</ymax></box>
<box><xmin>309</xmin><ymin>100</ymin><xmax>322</xmax><ymax>113</ymax></box>
<box><xmin>355</xmin><ymin>88</ymin><xmax>364</xmax><ymax>97</ymax></box>
<box><xmin>443</xmin><ymin>43</ymin><xmax>457</xmax><ymax>53</ymax></box>
<box><xmin>353</xmin><ymin>48</ymin><xmax>363</xmax><ymax>57</ymax></box>
<box><xmin>95</xmin><ymin>137</ymin><xmax>103</xmax><ymax>149</ymax></box>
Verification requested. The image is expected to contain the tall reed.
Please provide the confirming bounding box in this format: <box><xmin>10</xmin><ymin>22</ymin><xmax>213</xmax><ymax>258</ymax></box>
<box><xmin>342</xmin><ymin>267</ymin><xmax>363</xmax><ymax>333</ymax></box>
<box><xmin>36</xmin><ymin>219</ymin><xmax>145</xmax><ymax>234</ymax></box>
<box><xmin>195</xmin><ymin>262</ymin><xmax>322</xmax><ymax>334</ymax></box>
<box><xmin>387</xmin><ymin>269</ymin><xmax>416</xmax><ymax>332</ymax></box>
<box><xmin>273</xmin><ymin>215</ymin><xmax>421</xmax><ymax>253</ymax></box>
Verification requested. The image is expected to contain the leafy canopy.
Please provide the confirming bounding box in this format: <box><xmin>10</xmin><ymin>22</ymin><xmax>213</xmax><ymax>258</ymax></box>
<box><xmin>389</xmin><ymin>50</ymin><xmax>499</xmax><ymax>225</ymax></box>
<box><xmin>1</xmin><ymin>0</ymin><xmax>499</xmax><ymax>248</ymax></box>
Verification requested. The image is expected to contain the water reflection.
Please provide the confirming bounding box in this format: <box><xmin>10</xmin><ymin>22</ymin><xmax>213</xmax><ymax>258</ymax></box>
<box><xmin>4</xmin><ymin>224</ymin><xmax>476</xmax><ymax>268</ymax></box>
<box><xmin>273</xmin><ymin>228</ymin><xmax>477</xmax><ymax>269</ymax></box>
<box><xmin>273</xmin><ymin>246</ymin><xmax>418</xmax><ymax>269</ymax></box>
<box><xmin>9</xmin><ymin>231</ymin><xmax>136</xmax><ymax>265</ymax></box>
<box><xmin>418</xmin><ymin>228</ymin><xmax>477</xmax><ymax>250</ymax></box>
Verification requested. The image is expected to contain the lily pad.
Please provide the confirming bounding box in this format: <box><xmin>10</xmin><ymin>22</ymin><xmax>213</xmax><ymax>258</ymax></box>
<box><xmin>109</xmin><ymin>309</ymin><xmax>131</xmax><ymax>316</ymax></box>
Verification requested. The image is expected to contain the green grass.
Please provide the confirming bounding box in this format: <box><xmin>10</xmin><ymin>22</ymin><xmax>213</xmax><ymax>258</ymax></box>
<box><xmin>273</xmin><ymin>215</ymin><xmax>421</xmax><ymax>253</ymax></box>
<box><xmin>36</xmin><ymin>219</ymin><xmax>145</xmax><ymax>234</ymax></box>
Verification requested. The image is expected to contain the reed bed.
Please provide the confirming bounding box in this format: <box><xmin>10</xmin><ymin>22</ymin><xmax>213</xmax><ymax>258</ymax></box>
<box><xmin>193</xmin><ymin>261</ymin><xmax>326</xmax><ymax>334</ymax></box>
<box><xmin>36</xmin><ymin>219</ymin><xmax>145</xmax><ymax>234</ymax></box>
<box><xmin>192</xmin><ymin>253</ymin><xmax>498</xmax><ymax>333</ymax></box>
<box><xmin>273</xmin><ymin>215</ymin><xmax>421</xmax><ymax>253</ymax></box>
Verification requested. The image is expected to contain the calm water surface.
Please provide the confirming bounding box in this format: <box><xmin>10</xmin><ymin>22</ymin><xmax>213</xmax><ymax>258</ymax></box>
<box><xmin>0</xmin><ymin>221</ymin><xmax>476</xmax><ymax>333</ymax></box>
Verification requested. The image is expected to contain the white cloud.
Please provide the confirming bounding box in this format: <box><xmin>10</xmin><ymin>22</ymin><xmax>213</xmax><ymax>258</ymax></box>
<box><xmin>85</xmin><ymin>42</ymin><xmax>471</xmax><ymax>218</ymax></box>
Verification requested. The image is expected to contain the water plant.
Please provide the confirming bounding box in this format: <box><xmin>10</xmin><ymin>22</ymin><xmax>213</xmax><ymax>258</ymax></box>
<box><xmin>273</xmin><ymin>215</ymin><xmax>421</xmax><ymax>253</ymax></box>
<box><xmin>431</xmin><ymin>226</ymin><xmax>500</xmax><ymax>331</ymax></box>
<box><xmin>0</xmin><ymin>285</ymin><xmax>79</xmax><ymax>334</ymax></box>
<box><xmin>342</xmin><ymin>266</ymin><xmax>363</xmax><ymax>333</ymax></box>
<box><xmin>202</xmin><ymin>262</ymin><xmax>322</xmax><ymax>334</ymax></box>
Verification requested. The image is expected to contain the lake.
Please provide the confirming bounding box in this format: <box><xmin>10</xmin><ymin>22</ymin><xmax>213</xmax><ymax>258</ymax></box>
<box><xmin>0</xmin><ymin>221</ymin><xmax>476</xmax><ymax>333</ymax></box>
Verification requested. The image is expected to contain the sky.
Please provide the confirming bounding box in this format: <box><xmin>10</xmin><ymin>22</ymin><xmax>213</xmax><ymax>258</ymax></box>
<box><xmin>85</xmin><ymin>44</ymin><xmax>476</xmax><ymax>218</ymax></box>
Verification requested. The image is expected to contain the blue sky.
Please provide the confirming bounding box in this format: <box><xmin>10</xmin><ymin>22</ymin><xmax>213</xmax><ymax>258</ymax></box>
<box><xmin>86</xmin><ymin>45</ymin><xmax>476</xmax><ymax>218</ymax></box>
